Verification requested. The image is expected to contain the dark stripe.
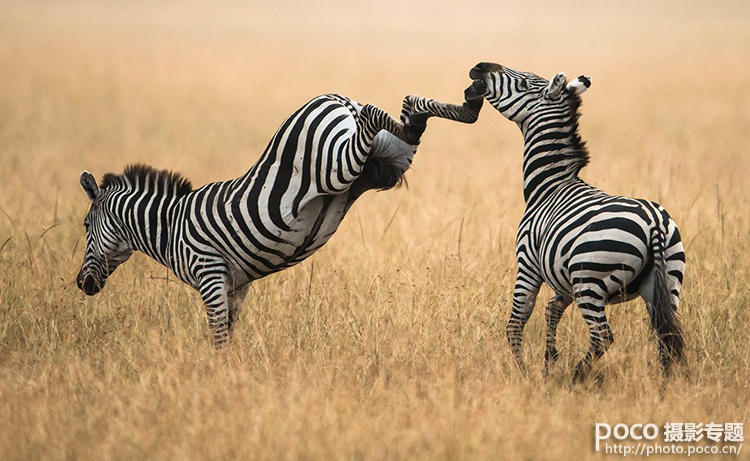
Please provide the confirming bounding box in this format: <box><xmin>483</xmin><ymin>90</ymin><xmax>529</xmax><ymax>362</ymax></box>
<box><xmin>316</xmin><ymin>114</ymin><xmax>350</xmax><ymax>193</ymax></box>
<box><xmin>268</xmin><ymin>98</ymin><xmax>330</xmax><ymax>232</ymax></box>
<box><xmin>292</xmin><ymin>106</ymin><xmax>334</xmax><ymax>217</ymax></box>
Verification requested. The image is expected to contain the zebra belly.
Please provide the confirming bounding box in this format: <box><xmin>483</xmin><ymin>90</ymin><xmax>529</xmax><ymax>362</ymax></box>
<box><xmin>285</xmin><ymin>192</ymin><xmax>352</xmax><ymax>260</ymax></box>
<box><xmin>222</xmin><ymin>192</ymin><xmax>352</xmax><ymax>281</ymax></box>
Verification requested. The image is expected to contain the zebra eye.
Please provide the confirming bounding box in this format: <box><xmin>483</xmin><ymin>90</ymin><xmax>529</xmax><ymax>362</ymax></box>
<box><xmin>84</xmin><ymin>220</ymin><xmax>90</xmax><ymax>230</ymax></box>
<box><xmin>518</xmin><ymin>79</ymin><xmax>529</xmax><ymax>91</ymax></box>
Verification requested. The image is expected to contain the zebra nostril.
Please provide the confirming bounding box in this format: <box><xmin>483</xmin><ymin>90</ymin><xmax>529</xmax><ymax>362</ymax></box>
<box><xmin>76</xmin><ymin>271</ymin><xmax>84</xmax><ymax>289</ymax></box>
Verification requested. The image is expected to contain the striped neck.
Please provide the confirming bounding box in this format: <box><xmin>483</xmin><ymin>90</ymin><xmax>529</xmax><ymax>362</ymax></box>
<box><xmin>118</xmin><ymin>188</ymin><xmax>181</xmax><ymax>268</ymax></box>
<box><xmin>99</xmin><ymin>185</ymin><xmax>181</xmax><ymax>270</ymax></box>
<box><xmin>518</xmin><ymin>99</ymin><xmax>589</xmax><ymax>207</ymax></box>
<box><xmin>99</xmin><ymin>165</ymin><xmax>193</xmax><ymax>270</ymax></box>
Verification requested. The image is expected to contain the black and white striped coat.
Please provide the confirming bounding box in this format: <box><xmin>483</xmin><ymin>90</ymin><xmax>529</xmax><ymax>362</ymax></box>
<box><xmin>77</xmin><ymin>87</ymin><xmax>484</xmax><ymax>345</ymax></box>
<box><xmin>470</xmin><ymin>62</ymin><xmax>685</xmax><ymax>381</ymax></box>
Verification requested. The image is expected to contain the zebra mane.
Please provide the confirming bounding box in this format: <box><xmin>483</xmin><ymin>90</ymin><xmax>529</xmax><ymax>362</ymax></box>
<box><xmin>100</xmin><ymin>164</ymin><xmax>193</xmax><ymax>197</ymax></box>
<box><xmin>567</xmin><ymin>93</ymin><xmax>590</xmax><ymax>175</ymax></box>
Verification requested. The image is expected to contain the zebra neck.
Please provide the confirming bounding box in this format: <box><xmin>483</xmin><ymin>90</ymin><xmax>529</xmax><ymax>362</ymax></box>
<box><xmin>520</xmin><ymin>116</ymin><xmax>589</xmax><ymax>207</ymax></box>
<box><xmin>119</xmin><ymin>192</ymin><xmax>180</xmax><ymax>269</ymax></box>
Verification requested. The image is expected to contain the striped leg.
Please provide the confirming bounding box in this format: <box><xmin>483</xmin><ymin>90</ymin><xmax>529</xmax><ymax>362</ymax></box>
<box><xmin>355</xmin><ymin>80</ymin><xmax>484</xmax><ymax>156</ymax></box>
<box><xmin>399</xmin><ymin>80</ymin><xmax>486</xmax><ymax>143</ymax></box>
<box><xmin>572</xmin><ymin>284</ymin><xmax>614</xmax><ymax>383</ymax></box>
<box><xmin>543</xmin><ymin>294</ymin><xmax>572</xmax><ymax>374</ymax></box>
<box><xmin>507</xmin><ymin>274</ymin><xmax>542</xmax><ymax>372</ymax></box>
<box><xmin>358</xmin><ymin>103</ymin><xmax>409</xmax><ymax>144</ymax></box>
<box><xmin>328</xmin><ymin>104</ymin><xmax>411</xmax><ymax>193</ymax></box>
<box><xmin>198</xmin><ymin>269</ymin><xmax>232</xmax><ymax>347</ymax></box>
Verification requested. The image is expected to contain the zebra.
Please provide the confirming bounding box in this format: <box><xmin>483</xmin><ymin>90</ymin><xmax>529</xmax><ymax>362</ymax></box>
<box><xmin>76</xmin><ymin>83</ymin><xmax>485</xmax><ymax>346</ymax></box>
<box><xmin>469</xmin><ymin>62</ymin><xmax>685</xmax><ymax>382</ymax></box>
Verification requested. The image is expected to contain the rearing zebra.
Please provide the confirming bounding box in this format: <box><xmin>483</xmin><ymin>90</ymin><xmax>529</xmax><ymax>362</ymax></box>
<box><xmin>469</xmin><ymin>62</ymin><xmax>685</xmax><ymax>381</ymax></box>
<box><xmin>76</xmin><ymin>85</ymin><xmax>485</xmax><ymax>346</ymax></box>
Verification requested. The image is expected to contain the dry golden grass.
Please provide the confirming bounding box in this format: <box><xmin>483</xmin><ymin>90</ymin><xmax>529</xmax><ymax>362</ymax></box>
<box><xmin>1</xmin><ymin>1</ymin><xmax>749</xmax><ymax>459</ymax></box>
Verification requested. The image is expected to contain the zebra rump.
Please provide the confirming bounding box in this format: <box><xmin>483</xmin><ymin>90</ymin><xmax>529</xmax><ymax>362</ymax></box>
<box><xmin>350</xmin><ymin>129</ymin><xmax>415</xmax><ymax>197</ymax></box>
<box><xmin>355</xmin><ymin>156</ymin><xmax>406</xmax><ymax>192</ymax></box>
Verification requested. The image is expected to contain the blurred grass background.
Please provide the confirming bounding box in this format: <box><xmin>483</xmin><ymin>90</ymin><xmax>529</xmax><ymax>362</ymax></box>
<box><xmin>1</xmin><ymin>1</ymin><xmax>749</xmax><ymax>459</ymax></box>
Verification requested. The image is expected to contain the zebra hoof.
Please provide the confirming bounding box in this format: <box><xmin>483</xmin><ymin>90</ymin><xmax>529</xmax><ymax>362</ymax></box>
<box><xmin>408</xmin><ymin>111</ymin><xmax>429</xmax><ymax>128</ymax></box>
<box><xmin>544</xmin><ymin>347</ymin><xmax>559</xmax><ymax>364</ymax></box>
<box><xmin>592</xmin><ymin>370</ymin><xmax>606</xmax><ymax>387</ymax></box>
<box><xmin>572</xmin><ymin>362</ymin><xmax>588</xmax><ymax>384</ymax></box>
<box><xmin>465</xmin><ymin>80</ymin><xmax>487</xmax><ymax>101</ymax></box>
<box><xmin>405</xmin><ymin>112</ymin><xmax>428</xmax><ymax>144</ymax></box>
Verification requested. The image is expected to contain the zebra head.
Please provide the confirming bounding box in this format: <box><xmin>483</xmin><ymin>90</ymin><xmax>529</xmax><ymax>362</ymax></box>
<box><xmin>76</xmin><ymin>170</ymin><xmax>133</xmax><ymax>296</ymax></box>
<box><xmin>469</xmin><ymin>62</ymin><xmax>591</xmax><ymax>123</ymax></box>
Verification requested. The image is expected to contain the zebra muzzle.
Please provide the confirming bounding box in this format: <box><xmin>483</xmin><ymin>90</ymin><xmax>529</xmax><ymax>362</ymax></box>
<box><xmin>77</xmin><ymin>271</ymin><xmax>103</xmax><ymax>296</ymax></box>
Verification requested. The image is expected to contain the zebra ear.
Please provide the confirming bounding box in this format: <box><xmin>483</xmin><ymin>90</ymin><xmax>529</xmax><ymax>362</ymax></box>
<box><xmin>545</xmin><ymin>71</ymin><xmax>567</xmax><ymax>99</ymax></box>
<box><xmin>80</xmin><ymin>171</ymin><xmax>100</xmax><ymax>203</ymax></box>
<box><xmin>566</xmin><ymin>75</ymin><xmax>592</xmax><ymax>96</ymax></box>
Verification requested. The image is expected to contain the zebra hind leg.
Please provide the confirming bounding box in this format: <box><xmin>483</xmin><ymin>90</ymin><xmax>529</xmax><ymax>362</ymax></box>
<box><xmin>399</xmin><ymin>79</ymin><xmax>486</xmax><ymax>129</ymax></box>
<box><xmin>358</xmin><ymin>103</ymin><xmax>409</xmax><ymax>144</ymax></box>
<box><xmin>543</xmin><ymin>294</ymin><xmax>572</xmax><ymax>376</ymax></box>
<box><xmin>507</xmin><ymin>283</ymin><xmax>541</xmax><ymax>373</ymax></box>
<box><xmin>361</xmin><ymin>77</ymin><xmax>486</xmax><ymax>148</ymax></box>
<box><xmin>397</xmin><ymin>82</ymin><xmax>486</xmax><ymax>145</ymax></box>
<box><xmin>572</xmin><ymin>291</ymin><xmax>614</xmax><ymax>384</ymax></box>
<box><xmin>347</xmin><ymin>104</ymin><xmax>413</xmax><ymax>198</ymax></box>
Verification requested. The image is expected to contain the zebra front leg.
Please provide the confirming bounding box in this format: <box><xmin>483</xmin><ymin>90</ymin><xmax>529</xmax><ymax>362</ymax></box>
<box><xmin>572</xmin><ymin>288</ymin><xmax>614</xmax><ymax>383</ymax></box>
<box><xmin>507</xmin><ymin>277</ymin><xmax>541</xmax><ymax>373</ymax></box>
<box><xmin>543</xmin><ymin>294</ymin><xmax>572</xmax><ymax>375</ymax></box>
<box><xmin>198</xmin><ymin>271</ymin><xmax>233</xmax><ymax>347</ymax></box>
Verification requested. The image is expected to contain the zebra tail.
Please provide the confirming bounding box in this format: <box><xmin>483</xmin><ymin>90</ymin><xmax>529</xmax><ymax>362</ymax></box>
<box><xmin>650</xmin><ymin>229</ymin><xmax>685</xmax><ymax>369</ymax></box>
<box><xmin>356</xmin><ymin>157</ymin><xmax>406</xmax><ymax>192</ymax></box>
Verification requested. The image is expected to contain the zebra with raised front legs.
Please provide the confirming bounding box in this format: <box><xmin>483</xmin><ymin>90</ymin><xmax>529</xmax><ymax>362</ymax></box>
<box><xmin>469</xmin><ymin>62</ymin><xmax>685</xmax><ymax>382</ymax></box>
<box><xmin>76</xmin><ymin>84</ymin><xmax>485</xmax><ymax>346</ymax></box>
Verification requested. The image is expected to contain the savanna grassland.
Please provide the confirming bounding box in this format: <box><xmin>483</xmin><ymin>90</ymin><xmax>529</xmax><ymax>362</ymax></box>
<box><xmin>1</xmin><ymin>1</ymin><xmax>749</xmax><ymax>459</ymax></box>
